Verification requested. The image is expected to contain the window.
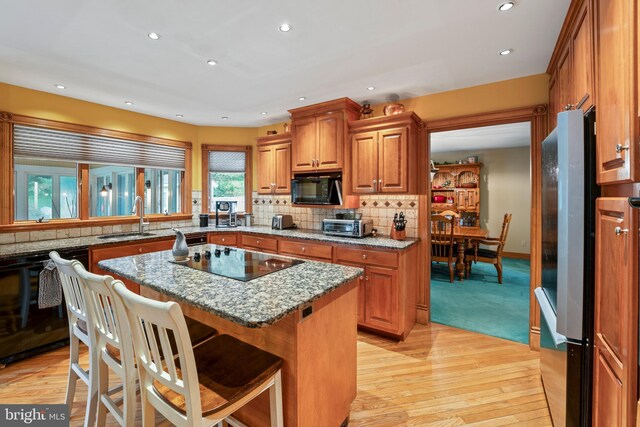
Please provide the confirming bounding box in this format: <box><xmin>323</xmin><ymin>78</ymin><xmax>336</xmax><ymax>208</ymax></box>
<box><xmin>14</xmin><ymin>158</ymin><xmax>78</xmax><ymax>221</ymax></box>
<box><xmin>202</xmin><ymin>146</ymin><xmax>252</xmax><ymax>214</ymax></box>
<box><xmin>144</xmin><ymin>168</ymin><xmax>182</xmax><ymax>215</ymax></box>
<box><xmin>2</xmin><ymin>118</ymin><xmax>192</xmax><ymax>226</ymax></box>
<box><xmin>89</xmin><ymin>165</ymin><xmax>135</xmax><ymax>217</ymax></box>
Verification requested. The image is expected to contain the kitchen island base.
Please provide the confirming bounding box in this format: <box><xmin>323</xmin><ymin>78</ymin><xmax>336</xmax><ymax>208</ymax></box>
<box><xmin>140</xmin><ymin>279</ymin><xmax>358</xmax><ymax>427</ymax></box>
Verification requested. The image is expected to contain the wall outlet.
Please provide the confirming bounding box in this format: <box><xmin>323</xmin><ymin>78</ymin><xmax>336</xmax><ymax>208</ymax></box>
<box><xmin>521</xmin><ymin>240</ymin><xmax>527</xmax><ymax>247</ymax></box>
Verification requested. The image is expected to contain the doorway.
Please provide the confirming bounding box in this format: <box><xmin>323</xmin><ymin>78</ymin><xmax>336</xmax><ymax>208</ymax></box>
<box><xmin>429</xmin><ymin>122</ymin><xmax>532</xmax><ymax>344</ymax></box>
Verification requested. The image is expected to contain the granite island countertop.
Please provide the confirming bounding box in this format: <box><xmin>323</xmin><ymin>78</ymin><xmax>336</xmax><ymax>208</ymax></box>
<box><xmin>98</xmin><ymin>244</ymin><xmax>364</xmax><ymax>328</ymax></box>
<box><xmin>0</xmin><ymin>225</ymin><xmax>418</xmax><ymax>260</ymax></box>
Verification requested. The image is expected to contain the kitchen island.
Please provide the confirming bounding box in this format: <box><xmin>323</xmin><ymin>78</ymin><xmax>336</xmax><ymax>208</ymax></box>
<box><xmin>99</xmin><ymin>244</ymin><xmax>363</xmax><ymax>427</ymax></box>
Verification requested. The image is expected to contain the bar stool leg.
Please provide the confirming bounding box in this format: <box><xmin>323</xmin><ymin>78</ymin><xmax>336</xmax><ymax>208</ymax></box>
<box><xmin>141</xmin><ymin>394</ymin><xmax>155</xmax><ymax>427</ymax></box>
<box><xmin>84</xmin><ymin>345</ymin><xmax>99</xmax><ymax>427</ymax></box>
<box><xmin>269</xmin><ymin>371</ymin><xmax>283</xmax><ymax>427</ymax></box>
<box><xmin>96</xmin><ymin>356</ymin><xmax>109</xmax><ymax>427</ymax></box>
<box><xmin>65</xmin><ymin>332</ymin><xmax>80</xmax><ymax>408</ymax></box>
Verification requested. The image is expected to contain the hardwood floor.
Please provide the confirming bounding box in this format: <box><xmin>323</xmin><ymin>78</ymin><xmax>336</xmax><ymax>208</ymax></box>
<box><xmin>0</xmin><ymin>323</ymin><xmax>550</xmax><ymax>426</ymax></box>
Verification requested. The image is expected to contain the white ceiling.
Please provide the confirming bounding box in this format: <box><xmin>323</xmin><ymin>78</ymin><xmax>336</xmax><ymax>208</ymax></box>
<box><xmin>0</xmin><ymin>0</ymin><xmax>569</xmax><ymax>126</ymax></box>
<box><xmin>431</xmin><ymin>122</ymin><xmax>531</xmax><ymax>153</ymax></box>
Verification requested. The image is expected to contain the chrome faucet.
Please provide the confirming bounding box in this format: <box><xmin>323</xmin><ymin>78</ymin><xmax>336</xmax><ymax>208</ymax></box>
<box><xmin>132</xmin><ymin>195</ymin><xmax>149</xmax><ymax>233</ymax></box>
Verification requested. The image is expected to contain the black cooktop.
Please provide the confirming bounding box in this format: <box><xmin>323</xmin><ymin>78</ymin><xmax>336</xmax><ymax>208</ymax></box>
<box><xmin>171</xmin><ymin>247</ymin><xmax>304</xmax><ymax>282</ymax></box>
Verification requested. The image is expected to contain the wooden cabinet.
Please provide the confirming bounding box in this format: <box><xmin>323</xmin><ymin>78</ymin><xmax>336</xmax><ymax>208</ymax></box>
<box><xmin>208</xmin><ymin>233</ymin><xmax>237</xmax><ymax>246</ymax></box>
<box><xmin>256</xmin><ymin>133</ymin><xmax>292</xmax><ymax>194</ymax></box>
<box><xmin>455</xmin><ymin>189</ymin><xmax>478</xmax><ymax>211</ymax></box>
<box><xmin>593</xmin><ymin>198</ymin><xmax>637</xmax><ymax>426</ymax></box>
<box><xmin>547</xmin><ymin>0</ymin><xmax>595</xmax><ymax>123</ymax></box>
<box><xmin>240</xmin><ymin>234</ymin><xmax>278</xmax><ymax>253</ymax></box>
<box><xmin>594</xmin><ymin>0</ymin><xmax>636</xmax><ymax>184</ymax></box>
<box><xmin>278</xmin><ymin>238</ymin><xmax>333</xmax><ymax>261</ymax></box>
<box><xmin>349</xmin><ymin>112</ymin><xmax>422</xmax><ymax>195</ymax></box>
<box><xmin>89</xmin><ymin>238</ymin><xmax>173</xmax><ymax>293</ymax></box>
<box><xmin>335</xmin><ymin>243</ymin><xmax>417</xmax><ymax>340</ymax></box>
<box><xmin>431</xmin><ymin>163</ymin><xmax>482</xmax><ymax>227</ymax></box>
<box><xmin>289</xmin><ymin>98</ymin><xmax>361</xmax><ymax>173</ymax></box>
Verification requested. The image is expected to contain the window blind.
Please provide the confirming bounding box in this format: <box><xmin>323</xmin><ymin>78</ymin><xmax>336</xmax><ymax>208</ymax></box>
<box><xmin>209</xmin><ymin>151</ymin><xmax>246</xmax><ymax>173</ymax></box>
<box><xmin>13</xmin><ymin>125</ymin><xmax>186</xmax><ymax>170</ymax></box>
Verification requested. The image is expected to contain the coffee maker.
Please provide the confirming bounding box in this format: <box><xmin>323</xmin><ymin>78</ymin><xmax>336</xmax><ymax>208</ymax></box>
<box><xmin>215</xmin><ymin>201</ymin><xmax>238</xmax><ymax>228</ymax></box>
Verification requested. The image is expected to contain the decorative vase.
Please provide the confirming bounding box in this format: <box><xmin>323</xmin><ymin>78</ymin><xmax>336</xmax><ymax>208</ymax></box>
<box><xmin>172</xmin><ymin>228</ymin><xmax>189</xmax><ymax>261</ymax></box>
<box><xmin>283</xmin><ymin>123</ymin><xmax>290</xmax><ymax>133</ymax></box>
<box><xmin>383</xmin><ymin>103</ymin><xmax>405</xmax><ymax>116</ymax></box>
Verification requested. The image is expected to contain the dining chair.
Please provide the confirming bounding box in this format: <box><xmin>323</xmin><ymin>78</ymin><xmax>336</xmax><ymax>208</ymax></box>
<box><xmin>49</xmin><ymin>251</ymin><xmax>98</xmax><ymax>427</ymax></box>
<box><xmin>72</xmin><ymin>265</ymin><xmax>137</xmax><ymax>427</ymax></box>
<box><xmin>112</xmin><ymin>282</ymin><xmax>284</xmax><ymax>427</ymax></box>
<box><xmin>465</xmin><ymin>213</ymin><xmax>513</xmax><ymax>284</ymax></box>
<box><xmin>430</xmin><ymin>214</ymin><xmax>456</xmax><ymax>283</ymax></box>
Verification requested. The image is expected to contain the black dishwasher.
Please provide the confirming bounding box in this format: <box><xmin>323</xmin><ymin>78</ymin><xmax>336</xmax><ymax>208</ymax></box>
<box><xmin>0</xmin><ymin>248</ymin><xmax>88</xmax><ymax>366</ymax></box>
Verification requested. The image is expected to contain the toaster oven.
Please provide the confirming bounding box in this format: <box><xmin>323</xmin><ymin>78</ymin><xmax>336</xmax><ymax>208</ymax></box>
<box><xmin>322</xmin><ymin>219</ymin><xmax>373</xmax><ymax>238</ymax></box>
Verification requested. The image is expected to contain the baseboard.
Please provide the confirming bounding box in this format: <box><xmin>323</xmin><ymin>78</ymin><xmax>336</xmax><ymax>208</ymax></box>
<box><xmin>529</xmin><ymin>326</ymin><xmax>540</xmax><ymax>351</ymax></box>
<box><xmin>503</xmin><ymin>251</ymin><xmax>530</xmax><ymax>260</ymax></box>
<box><xmin>416</xmin><ymin>305</ymin><xmax>429</xmax><ymax>325</ymax></box>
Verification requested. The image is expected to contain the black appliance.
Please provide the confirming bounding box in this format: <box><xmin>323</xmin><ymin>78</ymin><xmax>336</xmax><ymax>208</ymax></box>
<box><xmin>171</xmin><ymin>246</ymin><xmax>303</xmax><ymax>282</ymax></box>
<box><xmin>186</xmin><ymin>232</ymin><xmax>207</xmax><ymax>246</ymax></box>
<box><xmin>0</xmin><ymin>248</ymin><xmax>89</xmax><ymax>365</ymax></box>
<box><xmin>291</xmin><ymin>173</ymin><xmax>343</xmax><ymax>205</ymax></box>
<box><xmin>535</xmin><ymin>108</ymin><xmax>598</xmax><ymax>427</ymax></box>
<box><xmin>199</xmin><ymin>214</ymin><xmax>209</xmax><ymax>227</ymax></box>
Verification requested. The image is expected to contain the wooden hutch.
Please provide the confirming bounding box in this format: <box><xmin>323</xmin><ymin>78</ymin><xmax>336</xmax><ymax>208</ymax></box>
<box><xmin>431</xmin><ymin>163</ymin><xmax>482</xmax><ymax>227</ymax></box>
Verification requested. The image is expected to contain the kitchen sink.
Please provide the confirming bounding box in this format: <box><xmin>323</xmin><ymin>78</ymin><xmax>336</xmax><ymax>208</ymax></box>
<box><xmin>97</xmin><ymin>232</ymin><xmax>156</xmax><ymax>240</ymax></box>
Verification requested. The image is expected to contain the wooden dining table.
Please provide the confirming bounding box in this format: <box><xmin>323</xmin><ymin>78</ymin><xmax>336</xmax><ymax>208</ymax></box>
<box><xmin>452</xmin><ymin>226</ymin><xmax>489</xmax><ymax>280</ymax></box>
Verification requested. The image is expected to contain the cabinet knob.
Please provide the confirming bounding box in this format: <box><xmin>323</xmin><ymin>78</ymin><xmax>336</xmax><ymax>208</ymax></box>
<box><xmin>615</xmin><ymin>226</ymin><xmax>629</xmax><ymax>236</ymax></box>
<box><xmin>378</xmin><ymin>179</ymin><xmax>382</xmax><ymax>185</ymax></box>
<box><xmin>256</xmin><ymin>240</ymin><xmax>260</xmax><ymax>244</ymax></box>
<box><xmin>301</xmin><ymin>247</ymin><xmax>306</xmax><ymax>251</ymax></box>
<box><xmin>221</xmin><ymin>238</ymin><xmax>225</xmax><ymax>242</ymax></box>
<box><xmin>138</xmin><ymin>248</ymin><xmax>143</xmax><ymax>253</ymax></box>
<box><xmin>365</xmin><ymin>276</ymin><xmax>369</xmax><ymax>281</ymax></box>
<box><xmin>362</xmin><ymin>254</ymin><xmax>367</xmax><ymax>259</ymax></box>
<box><xmin>616</xmin><ymin>144</ymin><xmax>630</xmax><ymax>153</ymax></box>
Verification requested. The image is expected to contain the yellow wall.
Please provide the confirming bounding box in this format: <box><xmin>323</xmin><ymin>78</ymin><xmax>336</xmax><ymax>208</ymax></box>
<box><xmin>1</xmin><ymin>74</ymin><xmax>547</xmax><ymax>191</ymax></box>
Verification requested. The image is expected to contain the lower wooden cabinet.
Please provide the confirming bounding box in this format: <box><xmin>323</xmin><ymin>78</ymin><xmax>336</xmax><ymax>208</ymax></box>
<box><xmin>240</xmin><ymin>234</ymin><xmax>278</xmax><ymax>253</ymax></box>
<box><xmin>593</xmin><ymin>197</ymin><xmax>637</xmax><ymax>426</ymax></box>
<box><xmin>278</xmin><ymin>238</ymin><xmax>333</xmax><ymax>261</ymax></box>
<box><xmin>363</xmin><ymin>266</ymin><xmax>399</xmax><ymax>333</ymax></box>
<box><xmin>208</xmin><ymin>233</ymin><xmax>237</xmax><ymax>246</ymax></box>
<box><xmin>89</xmin><ymin>238</ymin><xmax>173</xmax><ymax>294</ymax></box>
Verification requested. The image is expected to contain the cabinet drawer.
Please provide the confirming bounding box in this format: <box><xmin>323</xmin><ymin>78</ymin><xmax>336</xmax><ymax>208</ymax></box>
<box><xmin>279</xmin><ymin>239</ymin><xmax>333</xmax><ymax>261</ymax></box>
<box><xmin>335</xmin><ymin>246</ymin><xmax>398</xmax><ymax>269</ymax></box>
<box><xmin>208</xmin><ymin>233</ymin><xmax>237</xmax><ymax>246</ymax></box>
<box><xmin>240</xmin><ymin>234</ymin><xmax>278</xmax><ymax>253</ymax></box>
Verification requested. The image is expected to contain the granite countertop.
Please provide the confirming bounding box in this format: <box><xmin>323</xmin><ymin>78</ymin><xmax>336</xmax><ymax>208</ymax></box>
<box><xmin>0</xmin><ymin>225</ymin><xmax>418</xmax><ymax>260</ymax></box>
<box><xmin>98</xmin><ymin>244</ymin><xmax>363</xmax><ymax>328</ymax></box>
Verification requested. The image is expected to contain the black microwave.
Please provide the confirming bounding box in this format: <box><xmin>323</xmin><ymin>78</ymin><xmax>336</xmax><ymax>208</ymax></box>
<box><xmin>291</xmin><ymin>173</ymin><xmax>343</xmax><ymax>205</ymax></box>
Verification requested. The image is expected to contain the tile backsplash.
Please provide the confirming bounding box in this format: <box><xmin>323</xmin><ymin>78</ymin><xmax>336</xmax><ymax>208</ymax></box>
<box><xmin>251</xmin><ymin>193</ymin><xmax>419</xmax><ymax>238</ymax></box>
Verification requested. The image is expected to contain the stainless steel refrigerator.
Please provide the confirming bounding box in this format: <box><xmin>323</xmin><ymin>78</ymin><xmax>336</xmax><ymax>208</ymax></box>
<box><xmin>535</xmin><ymin>108</ymin><xmax>598</xmax><ymax>427</ymax></box>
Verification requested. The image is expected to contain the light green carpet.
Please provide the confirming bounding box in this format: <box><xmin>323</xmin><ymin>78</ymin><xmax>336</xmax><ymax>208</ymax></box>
<box><xmin>430</xmin><ymin>258</ymin><xmax>530</xmax><ymax>344</ymax></box>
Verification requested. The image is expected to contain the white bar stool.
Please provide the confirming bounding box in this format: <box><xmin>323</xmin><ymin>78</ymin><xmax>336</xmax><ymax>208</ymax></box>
<box><xmin>112</xmin><ymin>282</ymin><xmax>284</xmax><ymax>427</ymax></box>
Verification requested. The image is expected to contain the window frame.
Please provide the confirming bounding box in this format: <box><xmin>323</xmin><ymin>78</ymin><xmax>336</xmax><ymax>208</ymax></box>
<box><xmin>0</xmin><ymin>111</ymin><xmax>193</xmax><ymax>230</ymax></box>
<box><xmin>201</xmin><ymin>144</ymin><xmax>253</xmax><ymax>215</ymax></box>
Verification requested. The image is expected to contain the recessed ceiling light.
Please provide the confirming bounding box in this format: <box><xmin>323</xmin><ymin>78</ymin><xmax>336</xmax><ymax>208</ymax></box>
<box><xmin>175</xmin><ymin>114</ymin><xmax>183</xmax><ymax>118</ymax></box>
<box><xmin>498</xmin><ymin>1</ymin><xmax>515</xmax><ymax>11</ymax></box>
<box><xmin>298</xmin><ymin>97</ymin><xmax>306</xmax><ymax>101</ymax></box>
<box><xmin>499</xmin><ymin>49</ymin><xmax>513</xmax><ymax>56</ymax></box>
<box><xmin>367</xmin><ymin>86</ymin><xmax>375</xmax><ymax>91</ymax></box>
<box><xmin>147</xmin><ymin>32</ymin><xmax>161</xmax><ymax>40</ymax></box>
<box><xmin>279</xmin><ymin>24</ymin><xmax>292</xmax><ymax>32</ymax></box>
<box><xmin>125</xmin><ymin>101</ymin><xmax>134</xmax><ymax>105</ymax></box>
<box><xmin>261</xmin><ymin>112</ymin><xmax>268</xmax><ymax>115</ymax></box>
<box><xmin>221</xmin><ymin>116</ymin><xmax>229</xmax><ymax>120</ymax></box>
<box><xmin>206</xmin><ymin>59</ymin><xmax>217</xmax><ymax>66</ymax></box>
<box><xmin>54</xmin><ymin>84</ymin><xmax>65</xmax><ymax>89</ymax></box>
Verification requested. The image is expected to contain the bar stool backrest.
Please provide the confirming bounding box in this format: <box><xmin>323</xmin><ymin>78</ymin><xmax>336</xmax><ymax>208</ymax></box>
<box><xmin>50</xmin><ymin>251</ymin><xmax>89</xmax><ymax>339</ymax></box>
<box><xmin>112</xmin><ymin>282</ymin><xmax>202</xmax><ymax>427</ymax></box>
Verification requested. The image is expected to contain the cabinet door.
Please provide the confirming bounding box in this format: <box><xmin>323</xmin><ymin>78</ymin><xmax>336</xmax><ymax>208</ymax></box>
<box><xmin>257</xmin><ymin>146</ymin><xmax>274</xmax><ymax>194</ymax></box>
<box><xmin>292</xmin><ymin>117</ymin><xmax>316</xmax><ymax>172</ymax></box>
<box><xmin>351</xmin><ymin>131</ymin><xmax>378</xmax><ymax>194</ymax></box>
<box><xmin>593</xmin><ymin>198</ymin><xmax>637</xmax><ymax>426</ymax></box>
<box><xmin>571</xmin><ymin>0</ymin><xmax>594</xmax><ymax>110</ymax></box>
<box><xmin>378</xmin><ymin>127</ymin><xmax>409</xmax><ymax>193</ymax></box>
<box><xmin>273</xmin><ymin>143</ymin><xmax>291</xmax><ymax>194</ymax></box>
<box><xmin>549</xmin><ymin>73</ymin><xmax>559</xmax><ymax>129</ymax></box>
<box><xmin>364</xmin><ymin>266</ymin><xmax>399</xmax><ymax>333</ymax></box>
<box><xmin>336</xmin><ymin>262</ymin><xmax>366</xmax><ymax>325</ymax></box>
<box><xmin>316</xmin><ymin>112</ymin><xmax>344</xmax><ymax>170</ymax></box>
<box><xmin>455</xmin><ymin>189</ymin><xmax>468</xmax><ymax>210</ymax></box>
<box><xmin>595</xmin><ymin>0</ymin><xmax>635</xmax><ymax>183</ymax></box>
<box><xmin>466</xmin><ymin>189</ymin><xmax>478</xmax><ymax>210</ymax></box>
<box><xmin>557</xmin><ymin>43</ymin><xmax>573</xmax><ymax>112</ymax></box>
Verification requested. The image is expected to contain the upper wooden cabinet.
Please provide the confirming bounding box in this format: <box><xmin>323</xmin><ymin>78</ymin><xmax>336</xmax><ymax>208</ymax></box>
<box><xmin>348</xmin><ymin>112</ymin><xmax>422</xmax><ymax>195</ymax></box>
<box><xmin>289</xmin><ymin>98</ymin><xmax>361</xmax><ymax>173</ymax></box>
<box><xmin>594</xmin><ymin>0</ymin><xmax>637</xmax><ymax>184</ymax></box>
<box><xmin>547</xmin><ymin>0</ymin><xmax>595</xmax><ymax>123</ymax></box>
<box><xmin>256</xmin><ymin>133</ymin><xmax>292</xmax><ymax>195</ymax></box>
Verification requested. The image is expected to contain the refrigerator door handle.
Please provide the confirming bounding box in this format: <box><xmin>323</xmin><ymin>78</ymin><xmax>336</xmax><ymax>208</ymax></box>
<box><xmin>535</xmin><ymin>287</ymin><xmax>568</xmax><ymax>347</ymax></box>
